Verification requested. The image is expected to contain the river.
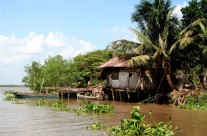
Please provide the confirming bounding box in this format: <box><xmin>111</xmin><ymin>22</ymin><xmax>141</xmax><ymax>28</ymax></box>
<box><xmin>0</xmin><ymin>87</ymin><xmax>207</xmax><ymax>136</ymax></box>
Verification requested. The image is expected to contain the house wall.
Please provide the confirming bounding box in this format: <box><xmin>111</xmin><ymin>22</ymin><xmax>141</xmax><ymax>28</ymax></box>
<box><xmin>108</xmin><ymin>68</ymin><xmax>161</xmax><ymax>91</ymax></box>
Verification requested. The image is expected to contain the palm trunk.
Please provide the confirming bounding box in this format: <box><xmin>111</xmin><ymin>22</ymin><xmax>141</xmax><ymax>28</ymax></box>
<box><xmin>162</xmin><ymin>60</ymin><xmax>178</xmax><ymax>90</ymax></box>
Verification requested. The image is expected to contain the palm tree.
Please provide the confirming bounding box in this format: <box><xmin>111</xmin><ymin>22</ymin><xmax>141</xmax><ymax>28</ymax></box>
<box><xmin>131</xmin><ymin>0</ymin><xmax>180</xmax><ymax>45</ymax></box>
<box><xmin>107</xmin><ymin>0</ymin><xmax>207</xmax><ymax>90</ymax></box>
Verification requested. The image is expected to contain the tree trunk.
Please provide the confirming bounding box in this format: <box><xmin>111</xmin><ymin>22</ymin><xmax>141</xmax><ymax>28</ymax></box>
<box><xmin>162</xmin><ymin>60</ymin><xmax>178</xmax><ymax>90</ymax></box>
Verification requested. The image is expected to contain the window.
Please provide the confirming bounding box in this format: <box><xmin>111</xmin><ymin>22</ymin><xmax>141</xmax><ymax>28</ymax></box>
<box><xmin>111</xmin><ymin>72</ymin><xmax>119</xmax><ymax>80</ymax></box>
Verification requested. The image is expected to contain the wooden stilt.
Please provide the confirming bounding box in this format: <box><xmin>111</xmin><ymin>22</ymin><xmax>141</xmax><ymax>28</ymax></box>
<box><xmin>68</xmin><ymin>93</ymin><xmax>70</xmax><ymax>100</ymax></box>
<box><xmin>61</xmin><ymin>92</ymin><xmax>63</xmax><ymax>100</ymax></box>
<box><xmin>127</xmin><ymin>89</ymin><xmax>130</xmax><ymax>101</ymax></box>
<box><xmin>111</xmin><ymin>88</ymin><xmax>115</xmax><ymax>101</ymax></box>
<box><xmin>119</xmin><ymin>91</ymin><xmax>122</xmax><ymax>101</ymax></box>
<box><xmin>123</xmin><ymin>91</ymin><xmax>125</xmax><ymax>102</ymax></box>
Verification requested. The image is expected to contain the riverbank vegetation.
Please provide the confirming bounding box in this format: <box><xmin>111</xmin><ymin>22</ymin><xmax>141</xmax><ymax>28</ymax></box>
<box><xmin>178</xmin><ymin>93</ymin><xmax>207</xmax><ymax>110</ymax></box>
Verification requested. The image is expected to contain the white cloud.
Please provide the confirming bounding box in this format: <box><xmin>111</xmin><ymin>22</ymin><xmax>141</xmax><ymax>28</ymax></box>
<box><xmin>0</xmin><ymin>32</ymin><xmax>97</xmax><ymax>65</ymax></box>
<box><xmin>101</xmin><ymin>26</ymin><xmax>136</xmax><ymax>42</ymax></box>
<box><xmin>60</xmin><ymin>39</ymin><xmax>96</xmax><ymax>58</ymax></box>
<box><xmin>173</xmin><ymin>3</ymin><xmax>188</xmax><ymax>19</ymax></box>
<box><xmin>46</xmin><ymin>32</ymin><xmax>65</xmax><ymax>47</ymax></box>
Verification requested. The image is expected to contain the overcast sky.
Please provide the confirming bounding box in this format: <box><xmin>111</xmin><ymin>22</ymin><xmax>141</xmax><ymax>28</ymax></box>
<box><xmin>0</xmin><ymin>0</ymin><xmax>189</xmax><ymax>85</ymax></box>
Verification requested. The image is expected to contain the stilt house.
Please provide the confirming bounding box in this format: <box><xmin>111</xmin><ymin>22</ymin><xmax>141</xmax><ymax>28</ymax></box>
<box><xmin>98</xmin><ymin>55</ymin><xmax>162</xmax><ymax>93</ymax></box>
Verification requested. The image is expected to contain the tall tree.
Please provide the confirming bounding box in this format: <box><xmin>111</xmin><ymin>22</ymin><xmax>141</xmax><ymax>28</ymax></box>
<box><xmin>22</xmin><ymin>61</ymin><xmax>43</xmax><ymax>92</ymax></box>
<box><xmin>107</xmin><ymin>0</ymin><xmax>206</xmax><ymax>90</ymax></box>
<box><xmin>175</xmin><ymin>0</ymin><xmax>207</xmax><ymax>88</ymax></box>
<box><xmin>181</xmin><ymin>0</ymin><xmax>207</xmax><ymax>28</ymax></box>
<box><xmin>131</xmin><ymin>0</ymin><xmax>180</xmax><ymax>45</ymax></box>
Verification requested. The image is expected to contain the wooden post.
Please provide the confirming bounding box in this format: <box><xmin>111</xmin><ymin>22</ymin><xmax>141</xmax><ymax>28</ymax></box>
<box><xmin>61</xmin><ymin>92</ymin><xmax>63</xmax><ymax>100</ymax></box>
<box><xmin>68</xmin><ymin>92</ymin><xmax>70</xmax><ymax>100</ymax></box>
<box><xmin>123</xmin><ymin>91</ymin><xmax>125</xmax><ymax>102</ymax></box>
<box><xmin>127</xmin><ymin>88</ymin><xmax>130</xmax><ymax>101</ymax></box>
<box><xmin>119</xmin><ymin>91</ymin><xmax>122</xmax><ymax>101</ymax></box>
<box><xmin>111</xmin><ymin>88</ymin><xmax>115</xmax><ymax>101</ymax></box>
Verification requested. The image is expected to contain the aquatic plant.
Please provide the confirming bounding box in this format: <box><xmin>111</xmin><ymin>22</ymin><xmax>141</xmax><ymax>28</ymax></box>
<box><xmin>34</xmin><ymin>99</ymin><xmax>73</xmax><ymax>112</ymax></box>
<box><xmin>109</xmin><ymin>106</ymin><xmax>176</xmax><ymax>136</ymax></box>
<box><xmin>3</xmin><ymin>90</ymin><xmax>15</xmax><ymax>95</ymax></box>
<box><xmin>3</xmin><ymin>95</ymin><xmax>15</xmax><ymax>101</ymax></box>
<box><xmin>48</xmin><ymin>100</ymin><xmax>73</xmax><ymax>112</ymax></box>
<box><xmin>34</xmin><ymin>99</ymin><xmax>47</xmax><ymax>106</ymax></box>
<box><xmin>178</xmin><ymin>93</ymin><xmax>207</xmax><ymax>110</ymax></box>
<box><xmin>87</xmin><ymin>122</ymin><xmax>106</xmax><ymax>130</ymax></box>
<box><xmin>78</xmin><ymin>101</ymin><xmax>114</xmax><ymax>114</ymax></box>
<box><xmin>12</xmin><ymin>99</ymin><xmax>27</xmax><ymax>104</ymax></box>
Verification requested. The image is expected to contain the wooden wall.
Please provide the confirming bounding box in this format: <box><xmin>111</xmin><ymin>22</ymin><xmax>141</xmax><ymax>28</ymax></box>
<box><xmin>107</xmin><ymin>68</ymin><xmax>161</xmax><ymax>91</ymax></box>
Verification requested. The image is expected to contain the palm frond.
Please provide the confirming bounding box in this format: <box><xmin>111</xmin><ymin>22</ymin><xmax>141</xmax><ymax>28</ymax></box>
<box><xmin>199</xmin><ymin>45</ymin><xmax>207</xmax><ymax>54</ymax></box>
<box><xmin>199</xmin><ymin>22</ymin><xmax>207</xmax><ymax>37</ymax></box>
<box><xmin>163</xmin><ymin>6</ymin><xmax>176</xmax><ymax>43</ymax></box>
<box><xmin>133</xmin><ymin>44</ymin><xmax>144</xmax><ymax>54</ymax></box>
<box><xmin>128</xmin><ymin>55</ymin><xmax>151</xmax><ymax>67</ymax></box>
<box><xmin>178</xmin><ymin>18</ymin><xmax>206</xmax><ymax>39</ymax></box>
<box><xmin>152</xmin><ymin>50</ymin><xmax>160</xmax><ymax>60</ymax></box>
<box><xmin>169</xmin><ymin>19</ymin><xmax>206</xmax><ymax>54</ymax></box>
<box><xmin>130</xmin><ymin>28</ymin><xmax>159</xmax><ymax>51</ymax></box>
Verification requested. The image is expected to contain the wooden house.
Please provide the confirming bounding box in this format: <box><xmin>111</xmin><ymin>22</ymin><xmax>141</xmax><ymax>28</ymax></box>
<box><xmin>98</xmin><ymin>55</ymin><xmax>164</xmax><ymax>102</ymax></box>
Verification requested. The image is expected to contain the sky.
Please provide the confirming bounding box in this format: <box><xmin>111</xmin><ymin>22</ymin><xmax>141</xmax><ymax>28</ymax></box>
<box><xmin>0</xmin><ymin>0</ymin><xmax>190</xmax><ymax>85</ymax></box>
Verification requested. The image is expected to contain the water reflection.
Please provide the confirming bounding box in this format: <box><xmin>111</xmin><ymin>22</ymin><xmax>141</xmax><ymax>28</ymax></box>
<box><xmin>1</xmin><ymin>87</ymin><xmax>207</xmax><ymax>136</ymax></box>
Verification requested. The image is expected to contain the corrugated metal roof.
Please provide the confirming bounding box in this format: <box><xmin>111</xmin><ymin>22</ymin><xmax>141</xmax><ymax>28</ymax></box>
<box><xmin>98</xmin><ymin>56</ymin><xmax>130</xmax><ymax>68</ymax></box>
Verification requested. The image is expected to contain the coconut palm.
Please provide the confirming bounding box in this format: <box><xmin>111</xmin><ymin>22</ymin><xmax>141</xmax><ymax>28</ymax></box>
<box><xmin>131</xmin><ymin>0</ymin><xmax>180</xmax><ymax>45</ymax></box>
<box><xmin>107</xmin><ymin>0</ymin><xmax>207</xmax><ymax>90</ymax></box>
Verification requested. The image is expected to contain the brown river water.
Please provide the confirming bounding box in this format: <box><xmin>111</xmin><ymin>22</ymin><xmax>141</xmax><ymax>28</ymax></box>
<box><xmin>1</xmin><ymin>87</ymin><xmax>207</xmax><ymax>136</ymax></box>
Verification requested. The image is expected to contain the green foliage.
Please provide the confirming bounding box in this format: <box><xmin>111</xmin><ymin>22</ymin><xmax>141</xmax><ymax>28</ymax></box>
<box><xmin>4</xmin><ymin>95</ymin><xmax>15</xmax><ymax>101</ymax></box>
<box><xmin>87</xmin><ymin>122</ymin><xmax>106</xmax><ymax>130</ymax></box>
<box><xmin>179</xmin><ymin>93</ymin><xmax>207</xmax><ymax>110</ymax></box>
<box><xmin>48</xmin><ymin>100</ymin><xmax>73</xmax><ymax>111</ymax></box>
<box><xmin>109</xmin><ymin>106</ymin><xmax>176</xmax><ymax>136</ymax></box>
<box><xmin>131</xmin><ymin>0</ymin><xmax>180</xmax><ymax>45</ymax></box>
<box><xmin>34</xmin><ymin>99</ymin><xmax>47</xmax><ymax>106</ymax></box>
<box><xmin>22</xmin><ymin>50</ymin><xmax>114</xmax><ymax>91</ymax></box>
<box><xmin>77</xmin><ymin>101</ymin><xmax>114</xmax><ymax>114</ymax></box>
<box><xmin>3</xmin><ymin>90</ymin><xmax>15</xmax><ymax>95</ymax></box>
<box><xmin>181</xmin><ymin>0</ymin><xmax>207</xmax><ymax>28</ymax></box>
<box><xmin>34</xmin><ymin>99</ymin><xmax>73</xmax><ymax>112</ymax></box>
<box><xmin>3</xmin><ymin>90</ymin><xmax>26</xmax><ymax>104</ymax></box>
<box><xmin>72</xmin><ymin>50</ymin><xmax>114</xmax><ymax>87</ymax></box>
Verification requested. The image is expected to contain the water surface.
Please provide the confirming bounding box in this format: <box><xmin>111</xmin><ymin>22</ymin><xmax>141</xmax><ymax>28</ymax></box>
<box><xmin>1</xmin><ymin>87</ymin><xmax>207</xmax><ymax>136</ymax></box>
